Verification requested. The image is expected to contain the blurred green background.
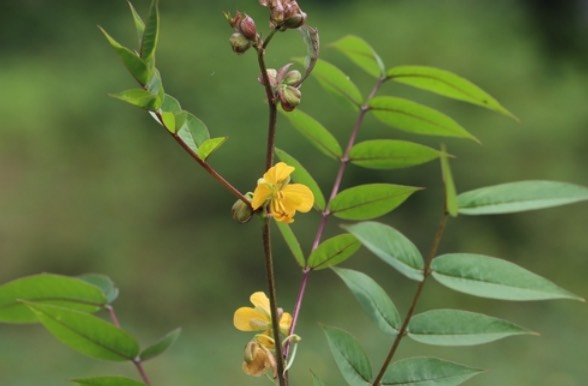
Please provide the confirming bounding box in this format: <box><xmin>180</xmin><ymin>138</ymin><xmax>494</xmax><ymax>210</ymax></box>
<box><xmin>1</xmin><ymin>0</ymin><xmax>587</xmax><ymax>385</ymax></box>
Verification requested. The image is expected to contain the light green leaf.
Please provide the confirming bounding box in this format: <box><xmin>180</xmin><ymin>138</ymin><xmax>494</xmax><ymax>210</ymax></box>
<box><xmin>281</xmin><ymin>109</ymin><xmax>342</xmax><ymax>159</ymax></box>
<box><xmin>98</xmin><ymin>26</ymin><xmax>149</xmax><ymax>85</ymax></box>
<box><xmin>72</xmin><ymin>376</ymin><xmax>147</xmax><ymax>386</ymax></box>
<box><xmin>300</xmin><ymin>58</ymin><xmax>363</xmax><ymax>108</ymax></box>
<box><xmin>431</xmin><ymin>253</ymin><xmax>584</xmax><ymax>301</ymax></box>
<box><xmin>127</xmin><ymin>1</ymin><xmax>145</xmax><ymax>43</ymax></box>
<box><xmin>78</xmin><ymin>274</ymin><xmax>119</xmax><ymax>305</ymax></box>
<box><xmin>322</xmin><ymin>325</ymin><xmax>372</xmax><ymax>386</ymax></box>
<box><xmin>332</xmin><ymin>268</ymin><xmax>401</xmax><ymax>336</ymax></box>
<box><xmin>408</xmin><ymin>309</ymin><xmax>533</xmax><ymax>346</ymax></box>
<box><xmin>457</xmin><ymin>180</ymin><xmax>588</xmax><ymax>215</ymax></box>
<box><xmin>145</xmin><ymin>67</ymin><xmax>164</xmax><ymax>110</ymax></box>
<box><xmin>198</xmin><ymin>137</ymin><xmax>227</xmax><ymax>160</ymax></box>
<box><xmin>275</xmin><ymin>148</ymin><xmax>326</xmax><ymax>210</ymax></box>
<box><xmin>27</xmin><ymin>303</ymin><xmax>140</xmax><ymax>361</ymax></box>
<box><xmin>308</xmin><ymin>234</ymin><xmax>360</xmax><ymax>270</ymax></box>
<box><xmin>331</xmin><ymin>35</ymin><xmax>385</xmax><ymax>78</ymax></box>
<box><xmin>140</xmin><ymin>327</ymin><xmax>181</xmax><ymax>361</ymax></box>
<box><xmin>160</xmin><ymin>94</ymin><xmax>182</xmax><ymax>114</ymax></box>
<box><xmin>344</xmin><ymin>222</ymin><xmax>424</xmax><ymax>281</ymax></box>
<box><xmin>0</xmin><ymin>274</ymin><xmax>107</xmax><ymax>324</ymax></box>
<box><xmin>330</xmin><ymin>183</ymin><xmax>421</xmax><ymax>220</ymax></box>
<box><xmin>140</xmin><ymin>0</ymin><xmax>159</xmax><ymax>63</ymax></box>
<box><xmin>275</xmin><ymin>221</ymin><xmax>306</xmax><ymax>267</ymax></box>
<box><xmin>161</xmin><ymin>111</ymin><xmax>176</xmax><ymax>133</ymax></box>
<box><xmin>387</xmin><ymin>65</ymin><xmax>516</xmax><ymax>120</ymax></box>
<box><xmin>349</xmin><ymin>139</ymin><xmax>440</xmax><ymax>170</ymax></box>
<box><xmin>109</xmin><ymin>89</ymin><xmax>158</xmax><ymax>110</ymax></box>
<box><xmin>439</xmin><ymin>145</ymin><xmax>458</xmax><ymax>217</ymax></box>
<box><xmin>369</xmin><ymin>96</ymin><xmax>479</xmax><ymax>142</ymax></box>
<box><xmin>382</xmin><ymin>357</ymin><xmax>482</xmax><ymax>386</ymax></box>
<box><xmin>175</xmin><ymin>111</ymin><xmax>210</xmax><ymax>154</ymax></box>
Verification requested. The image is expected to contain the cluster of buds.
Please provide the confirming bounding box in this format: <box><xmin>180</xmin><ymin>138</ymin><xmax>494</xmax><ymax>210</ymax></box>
<box><xmin>259</xmin><ymin>64</ymin><xmax>302</xmax><ymax>111</ymax></box>
<box><xmin>226</xmin><ymin>11</ymin><xmax>258</xmax><ymax>54</ymax></box>
<box><xmin>259</xmin><ymin>0</ymin><xmax>307</xmax><ymax>30</ymax></box>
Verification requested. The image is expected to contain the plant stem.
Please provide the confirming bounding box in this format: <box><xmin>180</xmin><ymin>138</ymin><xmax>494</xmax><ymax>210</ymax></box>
<box><xmin>371</xmin><ymin>210</ymin><xmax>450</xmax><ymax>386</ymax></box>
<box><xmin>256</xmin><ymin>37</ymin><xmax>278</xmax><ymax>169</ymax></box>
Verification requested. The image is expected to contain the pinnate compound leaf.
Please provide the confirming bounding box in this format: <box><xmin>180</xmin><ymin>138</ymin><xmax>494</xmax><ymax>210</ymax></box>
<box><xmin>72</xmin><ymin>376</ymin><xmax>147</xmax><ymax>386</ymax></box>
<box><xmin>27</xmin><ymin>303</ymin><xmax>140</xmax><ymax>361</ymax></box>
<box><xmin>198</xmin><ymin>137</ymin><xmax>227</xmax><ymax>160</ymax></box>
<box><xmin>333</xmin><ymin>268</ymin><xmax>401</xmax><ymax>336</ymax></box>
<box><xmin>408</xmin><ymin>309</ymin><xmax>533</xmax><ymax>346</ymax></box>
<box><xmin>331</xmin><ymin>184</ymin><xmax>421</xmax><ymax>221</ymax></box>
<box><xmin>457</xmin><ymin>180</ymin><xmax>588</xmax><ymax>215</ymax></box>
<box><xmin>387</xmin><ymin>65</ymin><xmax>516</xmax><ymax>120</ymax></box>
<box><xmin>276</xmin><ymin>148</ymin><xmax>326</xmax><ymax>210</ymax></box>
<box><xmin>308</xmin><ymin>234</ymin><xmax>360</xmax><ymax>270</ymax></box>
<box><xmin>331</xmin><ymin>35</ymin><xmax>385</xmax><ymax>78</ymax></box>
<box><xmin>140</xmin><ymin>327</ymin><xmax>181</xmax><ymax>361</ymax></box>
<box><xmin>344</xmin><ymin>222</ymin><xmax>424</xmax><ymax>281</ymax></box>
<box><xmin>431</xmin><ymin>253</ymin><xmax>584</xmax><ymax>301</ymax></box>
<box><xmin>275</xmin><ymin>221</ymin><xmax>306</xmax><ymax>267</ymax></box>
<box><xmin>440</xmin><ymin>145</ymin><xmax>458</xmax><ymax>217</ymax></box>
<box><xmin>381</xmin><ymin>357</ymin><xmax>482</xmax><ymax>386</ymax></box>
<box><xmin>349</xmin><ymin>139</ymin><xmax>440</xmax><ymax>170</ymax></box>
<box><xmin>99</xmin><ymin>26</ymin><xmax>149</xmax><ymax>85</ymax></box>
<box><xmin>109</xmin><ymin>89</ymin><xmax>158</xmax><ymax>110</ymax></box>
<box><xmin>322</xmin><ymin>325</ymin><xmax>372</xmax><ymax>386</ymax></box>
<box><xmin>281</xmin><ymin>109</ymin><xmax>342</xmax><ymax>159</ymax></box>
<box><xmin>0</xmin><ymin>274</ymin><xmax>107</xmax><ymax>324</ymax></box>
<box><xmin>300</xmin><ymin>58</ymin><xmax>363</xmax><ymax>108</ymax></box>
<box><xmin>78</xmin><ymin>274</ymin><xmax>119</xmax><ymax>305</ymax></box>
<box><xmin>369</xmin><ymin>96</ymin><xmax>478</xmax><ymax>142</ymax></box>
<box><xmin>140</xmin><ymin>0</ymin><xmax>159</xmax><ymax>63</ymax></box>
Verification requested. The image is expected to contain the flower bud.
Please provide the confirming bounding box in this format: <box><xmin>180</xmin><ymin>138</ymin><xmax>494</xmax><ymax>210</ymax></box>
<box><xmin>258</xmin><ymin>68</ymin><xmax>277</xmax><ymax>88</ymax></box>
<box><xmin>229</xmin><ymin>32</ymin><xmax>251</xmax><ymax>54</ymax></box>
<box><xmin>279</xmin><ymin>85</ymin><xmax>301</xmax><ymax>111</ymax></box>
<box><xmin>282</xmin><ymin>69</ymin><xmax>302</xmax><ymax>85</ymax></box>
<box><xmin>239</xmin><ymin>14</ymin><xmax>257</xmax><ymax>41</ymax></box>
<box><xmin>232</xmin><ymin>198</ymin><xmax>254</xmax><ymax>223</ymax></box>
<box><xmin>283</xmin><ymin>10</ymin><xmax>306</xmax><ymax>29</ymax></box>
<box><xmin>242</xmin><ymin>340</ymin><xmax>277</xmax><ymax>377</ymax></box>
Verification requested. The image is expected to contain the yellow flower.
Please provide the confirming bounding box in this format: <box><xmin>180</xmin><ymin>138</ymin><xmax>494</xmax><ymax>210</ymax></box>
<box><xmin>234</xmin><ymin>291</ymin><xmax>292</xmax><ymax>345</ymax></box>
<box><xmin>242</xmin><ymin>339</ymin><xmax>277</xmax><ymax>377</ymax></box>
<box><xmin>251</xmin><ymin>162</ymin><xmax>314</xmax><ymax>224</ymax></box>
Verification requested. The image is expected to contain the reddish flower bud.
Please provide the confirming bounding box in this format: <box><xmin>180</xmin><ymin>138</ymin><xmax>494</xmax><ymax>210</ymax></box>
<box><xmin>239</xmin><ymin>14</ymin><xmax>257</xmax><ymax>41</ymax></box>
<box><xmin>279</xmin><ymin>85</ymin><xmax>301</xmax><ymax>111</ymax></box>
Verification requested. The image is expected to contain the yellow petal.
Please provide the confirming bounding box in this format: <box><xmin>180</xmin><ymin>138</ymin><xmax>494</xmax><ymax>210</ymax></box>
<box><xmin>279</xmin><ymin>312</ymin><xmax>293</xmax><ymax>335</ymax></box>
<box><xmin>264</xmin><ymin>162</ymin><xmax>294</xmax><ymax>185</ymax></box>
<box><xmin>233</xmin><ymin>307</ymin><xmax>269</xmax><ymax>331</ymax></box>
<box><xmin>251</xmin><ymin>182</ymin><xmax>272</xmax><ymax>210</ymax></box>
<box><xmin>250</xmin><ymin>291</ymin><xmax>271</xmax><ymax>312</ymax></box>
<box><xmin>282</xmin><ymin>184</ymin><xmax>314</xmax><ymax>212</ymax></box>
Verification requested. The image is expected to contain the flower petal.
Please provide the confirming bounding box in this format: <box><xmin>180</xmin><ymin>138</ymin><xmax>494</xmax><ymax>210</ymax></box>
<box><xmin>234</xmin><ymin>306</ymin><xmax>268</xmax><ymax>331</ymax></box>
<box><xmin>251</xmin><ymin>182</ymin><xmax>272</xmax><ymax>210</ymax></box>
<box><xmin>264</xmin><ymin>162</ymin><xmax>294</xmax><ymax>185</ymax></box>
<box><xmin>279</xmin><ymin>312</ymin><xmax>293</xmax><ymax>335</ymax></box>
<box><xmin>282</xmin><ymin>184</ymin><xmax>314</xmax><ymax>212</ymax></box>
<box><xmin>250</xmin><ymin>291</ymin><xmax>271</xmax><ymax>312</ymax></box>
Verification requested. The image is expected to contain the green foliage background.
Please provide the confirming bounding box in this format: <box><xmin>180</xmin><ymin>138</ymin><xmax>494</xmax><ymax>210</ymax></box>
<box><xmin>1</xmin><ymin>1</ymin><xmax>587</xmax><ymax>385</ymax></box>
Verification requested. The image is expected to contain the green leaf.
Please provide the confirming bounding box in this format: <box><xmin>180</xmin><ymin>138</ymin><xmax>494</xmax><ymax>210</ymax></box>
<box><xmin>0</xmin><ymin>274</ymin><xmax>107</xmax><ymax>324</ymax></box>
<box><xmin>344</xmin><ymin>222</ymin><xmax>424</xmax><ymax>281</ymax></box>
<box><xmin>431</xmin><ymin>253</ymin><xmax>584</xmax><ymax>301</ymax></box>
<box><xmin>330</xmin><ymin>183</ymin><xmax>421</xmax><ymax>221</ymax></box>
<box><xmin>72</xmin><ymin>376</ymin><xmax>147</xmax><ymax>386</ymax></box>
<box><xmin>322</xmin><ymin>325</ymin><xmax>372</xmax><ymax>386</ymax></box>
<box><xmin>27</xmin><ymin>303</ymin><xmax>140</xmax><ymax>361</ymax></box>
<box><xmin>349</xmin><ymin>139</ymin><xmax>440</xmax><ymax>170</ymax></box>
<box><xmin>332</xmin><ymin>268</ymin><xmax>401</xmax><ymax>336</ymax></box>
<box><xmin>308</xmin><ymin>234</ymin><xmax>361</xmax><ymax>270</ymax></box>
<box><xmin>161</xmin><ymin>111</ymin><xmax>176</xmax><ymax>133</ymax></box>
<box><xmin>275</xmin><ymin>221</ymin><xmax>306</xmax><ymax>267</ymax></box>
<box><xmin>331</xmin><ymin>35</ymin><xmax>385</xmax><ymax>78</ymax></box>
<box><xmin>457</xmin><ymin>180</ymin><xmax>588</xmax><ymax>215</ymax></box>
<box><xmin>381</xmin><ymin>357</ymin><xmax>482</xmax><ymax>386</ymax></box>
<box><xmin>369</xmin><ymin>96</ymin><xmax>479</xmax><ymax>142</ymax></box>
<box><xmin>140</xmin><ymin>327</ymin><xmax>181</xmax><ymax>361</ymax></box>
<box><xmin>176</xmin><ymin>111</ymin><xmax>210</xmax><ymax>153</ymax></box>
<box><xmin>140</xmin><ymin>0</ymin><xmax>159</xmax><ymax>63</ymax></box>
<box><xmin>127</xmin><ymin>1</ymin><xmax>145</xmax><ymax>43</ymax></box>
<box><xmin>298</xmin><ymin>25</ymin><xmax>320</xmax><ymax>85</ymax></box>
<box><xmin>408</xmin><ymin>309</ymin><xmax>533</xmax><ymax>346</ymax></box>
<box><xmin>281</xmin><ymin>109</ymin><xmax>342</xmax><ymax>159</ymax></box>
<box><xmin>439</xmin><ymin>145</ymin><xmax>458</xmax><ymax>216</ymax></box>
<box><xmin>387</xmin><ymin>65</ymin><xmax>516</xmax><ymax>120</ymax></box>
<box><xmin>109</xmin><ymin>89</ymin><xmax>158</xmax><ymax>110</ymax></box>
<box><xmin>145</xmin><ymin>67</ymin><xmax>164</xmax><ymax>110</ymax></box>
<box><xmin>98</xmin><ymin>26</ymin><xmax>149</xmax><ymax>85</ymax></box>
<box><xmin>78</xmin><ymin>274</ymin><xmax>119</xmax><ymax>305</ymax></box>
<box><xmin>275</xmin><ymin>148</ymin><xmax>326</xmax><ymax>210</ymax></box>
<box><xmin>198</xmin><ymin>137</ymin><xmax>227</xmax><ymax>160</ymax></box>
<box><xmin>301</xmin><ymin>58</ymin><xmax>363</xmax><ymax>108</ymax></box>
<box><xmin>160</xmin><ymin>94</ymin><xmax>182</xmax><ymax>114</ymax></box>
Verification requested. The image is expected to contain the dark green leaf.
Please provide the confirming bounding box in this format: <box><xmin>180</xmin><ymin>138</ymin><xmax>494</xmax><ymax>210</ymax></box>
<box><xmin>140</xmin><ymin>327</ymin><xmax>181</xmax><ymax>361</ymax></box>
<box><xmin>408</xmin><ymin>309</ymin><xmax>533</xmax><ymax>346</ymax></box>
<box><xmin>198</xmin><ymin>137</ymin><xmax>227</xmax><ymax>160</ymax></box>
<box><xmin>145</xmin><ymin>67</ymin><xmax>164</xmax><ymax>110</ymax></box>
<box><xmin>431</xmin><ymin>253</ymin><xmax>584</xmax><ymax>301</ymax></box>
<box><xmin>332</xmin><ymin>268</ymin><xmax>400</xmax><ymax>336</ymax></box>
<box><xmin>99</xmin><ymin>26</ymin><xmax>149</xmax><ymax>85</ymax></box>
<box><xmin>331</xmin><ymin>35</ymin><xmax>385</xmax><ymax>78</ymax></box>
<box><xmin>322</xmin><ymin>325</ymin><xmax>372</xmax><ymax>386</ymax></box>
<box><xmin>275</xmin><ymin>221</ymin><xmax>306</xmax><ymax>267</ymax></box>
<box><xmin>457</xmin><ymin>180</ymin><xmax>588</xmax><ymax>215</ymax></box>
<box><xmin>308</xmin><ymin>234</ymin><xmax>360</xmax><ymax>270</ymax></box>
<box><xmin>382</xmin><ymin>357</ymin><xmax>482</xmax><ymax>386</ymax></box>
<box><xmin>300</xmin><ymin>58</ymin><xmax>363</xmax><ymax>108</ymax></box>
<box><xmin>387</xmin><ymin>65</ymin><xmax>516</xmax><ymax>119</ymax></box>
<box><xmin>281</xmin><ymin>109</ymin><xmax>342</xmax><ymax>159</ymax></box>
<box><xmin>369</xmin><ymin>96</ymin><xmax>478</xmax><ymax>142</ymax></box>
<box><xmin>27</xmin><ymin>303</ymin><xmax>140</xmax><ymax>361</ymax></box>
<box><xmin>275</xmin><ymin>148</ymin><xmax>326</xmax><ymax>210</ymax></box>
<box><xmin>0</xmin><ymin>274</ymin><xmax>106</xmax><ymax>324</ymax></box>
<box><xmin>344</xmin><ymin>222</ymin><xmax>424</xmax><ymax>281</ymax></box>
<box><xmin>440</xmin><ymin>145</ymin><xmax>458</xmax><ymax>216</ymax></box>
<box><xmin>160</xmin><ymin>94</ymin><xmax>182</xmax><ymax>114</ymax></box>
<box><xmin>349</xmin><ymin>139</ymin><xmax>440</xmax><ymax>170</ymax></box>
<box><xmin>330</xmin><ymin>183</ymin><xmax>421</xmax><ymax>220</ymax></box>
<box><xmin>140</xmin><ymin>0</ymin><xmax>159</xmax><ymax>63</ymax></box>
<box><xmin>72</xmin><ymin>376</ymin><xmax>147</xmax><ymax>386</ymax></box>
<box><xmin>78</xmin><ymin>274</ymin><xmax>119</xmax><ymax>305</ymax></box>
<box><xmin>109</xmin><ymin>89</ymin><xmax>158</xmax><ymax>110</ymax></box>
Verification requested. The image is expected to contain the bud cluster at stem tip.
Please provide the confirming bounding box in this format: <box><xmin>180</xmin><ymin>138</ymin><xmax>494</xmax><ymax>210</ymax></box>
<box><xmin>226</xmin><ymin>11</ymin><xmax>258</xmax><ymax>54</ymax></box>
<box><xmin>259</xmin><ymin>0</ymin><xmax>307</xmax><ymax>30</ymax></box>
<box><xmin>259</xmin><ymin>64</ymin><xmax>303</xmax><ymax>111</ymax></box>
